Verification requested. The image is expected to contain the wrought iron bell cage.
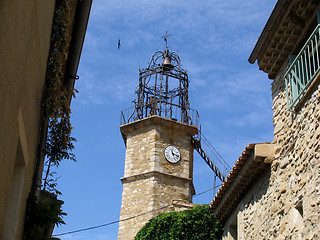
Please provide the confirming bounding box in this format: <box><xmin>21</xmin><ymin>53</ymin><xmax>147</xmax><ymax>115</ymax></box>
<box><xmin>136</xmin><ymin>48</ymin><xmax>191</xmax><ymax>123</ymax></box>
<box><xmin>121</xmin><ymin>48</ymin><xmax>199</xmax><ymax>127</ymax></box>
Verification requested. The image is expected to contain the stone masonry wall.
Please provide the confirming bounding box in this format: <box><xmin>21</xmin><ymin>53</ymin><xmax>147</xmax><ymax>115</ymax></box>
<box><xmin>118</xmin><ymin>117</ymin><xmax>196</xmax><ymax>240</ymax></box>
<box><xmin>222</xmin><ymin>62</ymin><xmax>320</xmax><ymax>239</ymax></box>
<box><xmin>122</xmin><ymin>124</ymin><xmax>194</xmax><ymax>180</ymax></box>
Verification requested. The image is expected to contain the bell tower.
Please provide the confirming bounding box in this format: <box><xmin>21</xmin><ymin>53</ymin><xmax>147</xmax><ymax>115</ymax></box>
<box><xmin>118</xmin><ymin>43</ymin><xmax>199</xmax><ymax>239</ymax></box>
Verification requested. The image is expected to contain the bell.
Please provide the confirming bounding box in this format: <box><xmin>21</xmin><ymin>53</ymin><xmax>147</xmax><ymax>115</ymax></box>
<box><xmin>163</xmin><ymin>56</ymin><xmax>173</xmax><ymax>71</ymax></box>
<box><xmin>163</xmin><ymin>56</ymin><xmax>171</xmax><ymax>65</ymax></box>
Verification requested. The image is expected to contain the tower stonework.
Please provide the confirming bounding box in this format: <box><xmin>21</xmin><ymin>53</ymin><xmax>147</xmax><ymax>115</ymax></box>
<box><xmin>118</xmin><ymin>116</ymin><xmax>197</xmax><ymax>239</ymax></box>
<box><xmin>118</xmin><ymin>44</ymin><xmax>200</xmax><ymax>239</ymax></box>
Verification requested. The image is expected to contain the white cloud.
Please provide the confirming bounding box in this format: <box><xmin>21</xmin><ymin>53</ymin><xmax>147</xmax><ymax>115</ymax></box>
<box><xmin>77</xmin><ymin>0</ymin><xmax>277</xmax><ymax>108</ymax></box>
<box><xmin>228</xmin><ymin>111</ymin><xmax>270</xmax><ymax>127</ymax></box>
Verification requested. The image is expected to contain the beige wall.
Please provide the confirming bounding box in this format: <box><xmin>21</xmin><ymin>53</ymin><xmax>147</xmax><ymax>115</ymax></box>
<box><xmin>0</xmin><ymin>0</ymin><xmax>56</xmax><ymax>239</ymax></box>
<box><xmin>222</xmin><ymin>60</ymin><xmax>320</xmax><ymax>239</ymax></box>
<box><xmin>118</xmin><ymin>116</ymin><xmax>197</xmax><ymax>239</ymax></box>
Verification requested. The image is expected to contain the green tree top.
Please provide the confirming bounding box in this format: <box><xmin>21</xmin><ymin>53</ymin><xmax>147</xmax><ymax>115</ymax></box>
<box><xmin>135</xmin><ymin>204</ymin><xmax>223</xmax><ymax>240</ymax></box>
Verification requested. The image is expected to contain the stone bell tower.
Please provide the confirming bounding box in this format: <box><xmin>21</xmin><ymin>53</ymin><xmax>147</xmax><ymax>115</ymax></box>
<box><xmin>118</xmin><ymin>44</ymin><xmax>199</xmax><ymax>239</ymax></box>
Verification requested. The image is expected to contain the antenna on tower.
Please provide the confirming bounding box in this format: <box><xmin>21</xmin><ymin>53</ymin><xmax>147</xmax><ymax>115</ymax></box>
<box><xmin>162</xmin><ymin>31</ymin><xmax>172</xmax><ymax>49</ymax></box>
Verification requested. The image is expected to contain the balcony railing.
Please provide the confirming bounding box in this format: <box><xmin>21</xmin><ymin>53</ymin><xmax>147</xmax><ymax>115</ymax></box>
<box><xmin>120</xmin><ymin>103</ymin><xmax>200</xmax><ymax>129</ymax></box>
<box><xmin>285</xmin><ymin>24</ymin><xmax>320</xmax><ymax>111</ymax></box>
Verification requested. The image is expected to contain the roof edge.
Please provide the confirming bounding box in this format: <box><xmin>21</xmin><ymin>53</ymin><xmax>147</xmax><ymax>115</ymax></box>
<box><xmin>210</xmin><ymin>142</ymin><xmax>274</xmax><ymax>222</ymax></box>
<box><xmin>248</xmin><ymin>0</ymin><xmax>289</xmax><ymax>64</ymax></box>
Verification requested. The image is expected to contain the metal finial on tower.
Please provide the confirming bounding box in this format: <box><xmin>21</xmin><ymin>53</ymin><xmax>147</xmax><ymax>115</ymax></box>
<box><xmin>162</xmin><ymin>31</ymin><xmax>172</xmax><ymax>48</ymax></box>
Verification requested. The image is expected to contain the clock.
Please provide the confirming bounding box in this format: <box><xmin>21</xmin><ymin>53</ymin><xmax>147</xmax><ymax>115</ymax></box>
<box><xmin>164</xmin><ymin>145</ymin><xmax>181</xmax><ymax>163</ymax></box>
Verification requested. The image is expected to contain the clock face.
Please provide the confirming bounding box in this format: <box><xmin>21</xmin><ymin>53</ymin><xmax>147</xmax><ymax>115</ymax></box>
<box><xmin>164</xmin><ymin>145</ymin><xmax>181</xmax><ymax>163</ymax></box>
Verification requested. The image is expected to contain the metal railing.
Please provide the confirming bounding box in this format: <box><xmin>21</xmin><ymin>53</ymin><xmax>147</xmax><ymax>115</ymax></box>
<box><xmin>120</xmin><ymin>103</ymin><xmax>200</xmax><ymax>128</ymax></box>
<box><xmin>285</xmin><ymin>24</ymin><xmax>320</xmax><ymax>111</ymax></box>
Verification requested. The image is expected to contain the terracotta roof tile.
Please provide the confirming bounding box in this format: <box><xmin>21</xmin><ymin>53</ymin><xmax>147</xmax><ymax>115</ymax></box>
<box><xmin>210</xmin><ymin>143</ymin><xmax>271</xmax><ymax>222</ymax></box>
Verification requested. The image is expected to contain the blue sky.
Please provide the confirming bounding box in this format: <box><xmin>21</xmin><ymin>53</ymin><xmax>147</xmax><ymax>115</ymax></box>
<box><xmin>53</xmin><ymin>0</ymin><xmax>277</xmax><ymax>239</ymax></box>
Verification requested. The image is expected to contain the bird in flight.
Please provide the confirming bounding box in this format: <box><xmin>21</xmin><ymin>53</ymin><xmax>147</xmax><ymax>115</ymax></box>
<box><xmin>118</xmin><ymin>39</ymin><xmax>121</xmax><ymax>49</ymax></box>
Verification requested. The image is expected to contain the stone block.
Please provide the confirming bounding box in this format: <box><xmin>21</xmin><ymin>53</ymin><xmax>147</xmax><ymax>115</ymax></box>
<box><xmin>254</xmin><ymin>143</ymin><xmax>275</xmax><ymax>163</ymax></box>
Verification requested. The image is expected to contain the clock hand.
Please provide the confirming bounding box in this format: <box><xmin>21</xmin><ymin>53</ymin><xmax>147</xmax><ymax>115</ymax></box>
<box><xmin>171</xmin><ymin>150</ymin><xmax>175</xmax><ymax>156</ymax></box>
<box><xmin>170</xmin><ymin>150</ymin><xmax>174</xmax><ymax>158</ymax></box>
<box><xmin>171</xmin><ymin>150</ymin><xmax>178</xmax><ymax>158</ymax></box>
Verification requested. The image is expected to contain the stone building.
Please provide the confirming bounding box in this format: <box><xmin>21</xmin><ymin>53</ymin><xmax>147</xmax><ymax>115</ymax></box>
<box><xmin>0</xmin><ymin>0</ymin><xmax>91</xmax><ymax>239</ymax></box>
<box><xmin>211</xmin><ymin>0</ymin><xmax>320</xmax><ymax>239</ymax></box>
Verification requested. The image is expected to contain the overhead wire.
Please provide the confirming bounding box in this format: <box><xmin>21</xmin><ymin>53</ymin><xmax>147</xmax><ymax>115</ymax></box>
<box><xmin>52</xmin><ymin>184</ymin><xmax>222</xmax><ymax>237</ymax></box>
<box><xmin>52</xmin><ymin>204</ymin><xmax>171</xmax><ymax>237</ymax></box>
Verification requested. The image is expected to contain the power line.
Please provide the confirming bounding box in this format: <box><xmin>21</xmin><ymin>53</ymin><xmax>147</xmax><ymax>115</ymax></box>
<box><xmin>194</xmin><ymin>184</ymin><xmax>222</xmax><ymax>197</ymax></box>
<box><xmin>53</xmin><ymin>204</ymin><xmax>171</xmax><ymax>237</ymax></box>
<box><xmin>52</xmin><ymin>184</ymin><xmax>222</xmax><ymax>237</ymax></box>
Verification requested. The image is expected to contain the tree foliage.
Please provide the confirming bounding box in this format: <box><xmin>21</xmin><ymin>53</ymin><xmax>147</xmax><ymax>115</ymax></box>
<box><xmin>42</xmin><ymin>0</ymin><xmax>76</xmax><ymax>195</ymax></box>
<box><xmin>135</xmin><ymin>205</ymin><xmax>223</xmax><ymax>240</ymax></box>
<box><xmin>24</xmin><ymin>192</ymin><xmax>66</xmax><ymax>240</ymax></box>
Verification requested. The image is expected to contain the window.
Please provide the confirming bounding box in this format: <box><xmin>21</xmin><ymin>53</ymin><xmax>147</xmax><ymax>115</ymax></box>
<box><xmin>229</xmin><ymin>217</ymin><xmax>238</xmax><ymax>240</ymax></box>
<box><xmin>4</xmin><ymin>140</ymin><xmax>26</xmax><ymax>239</ymax></box>
<box><xmin>295</xmin><ymin>201</ymin><xmax>303</xmax><ymax>218</ymax></box>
